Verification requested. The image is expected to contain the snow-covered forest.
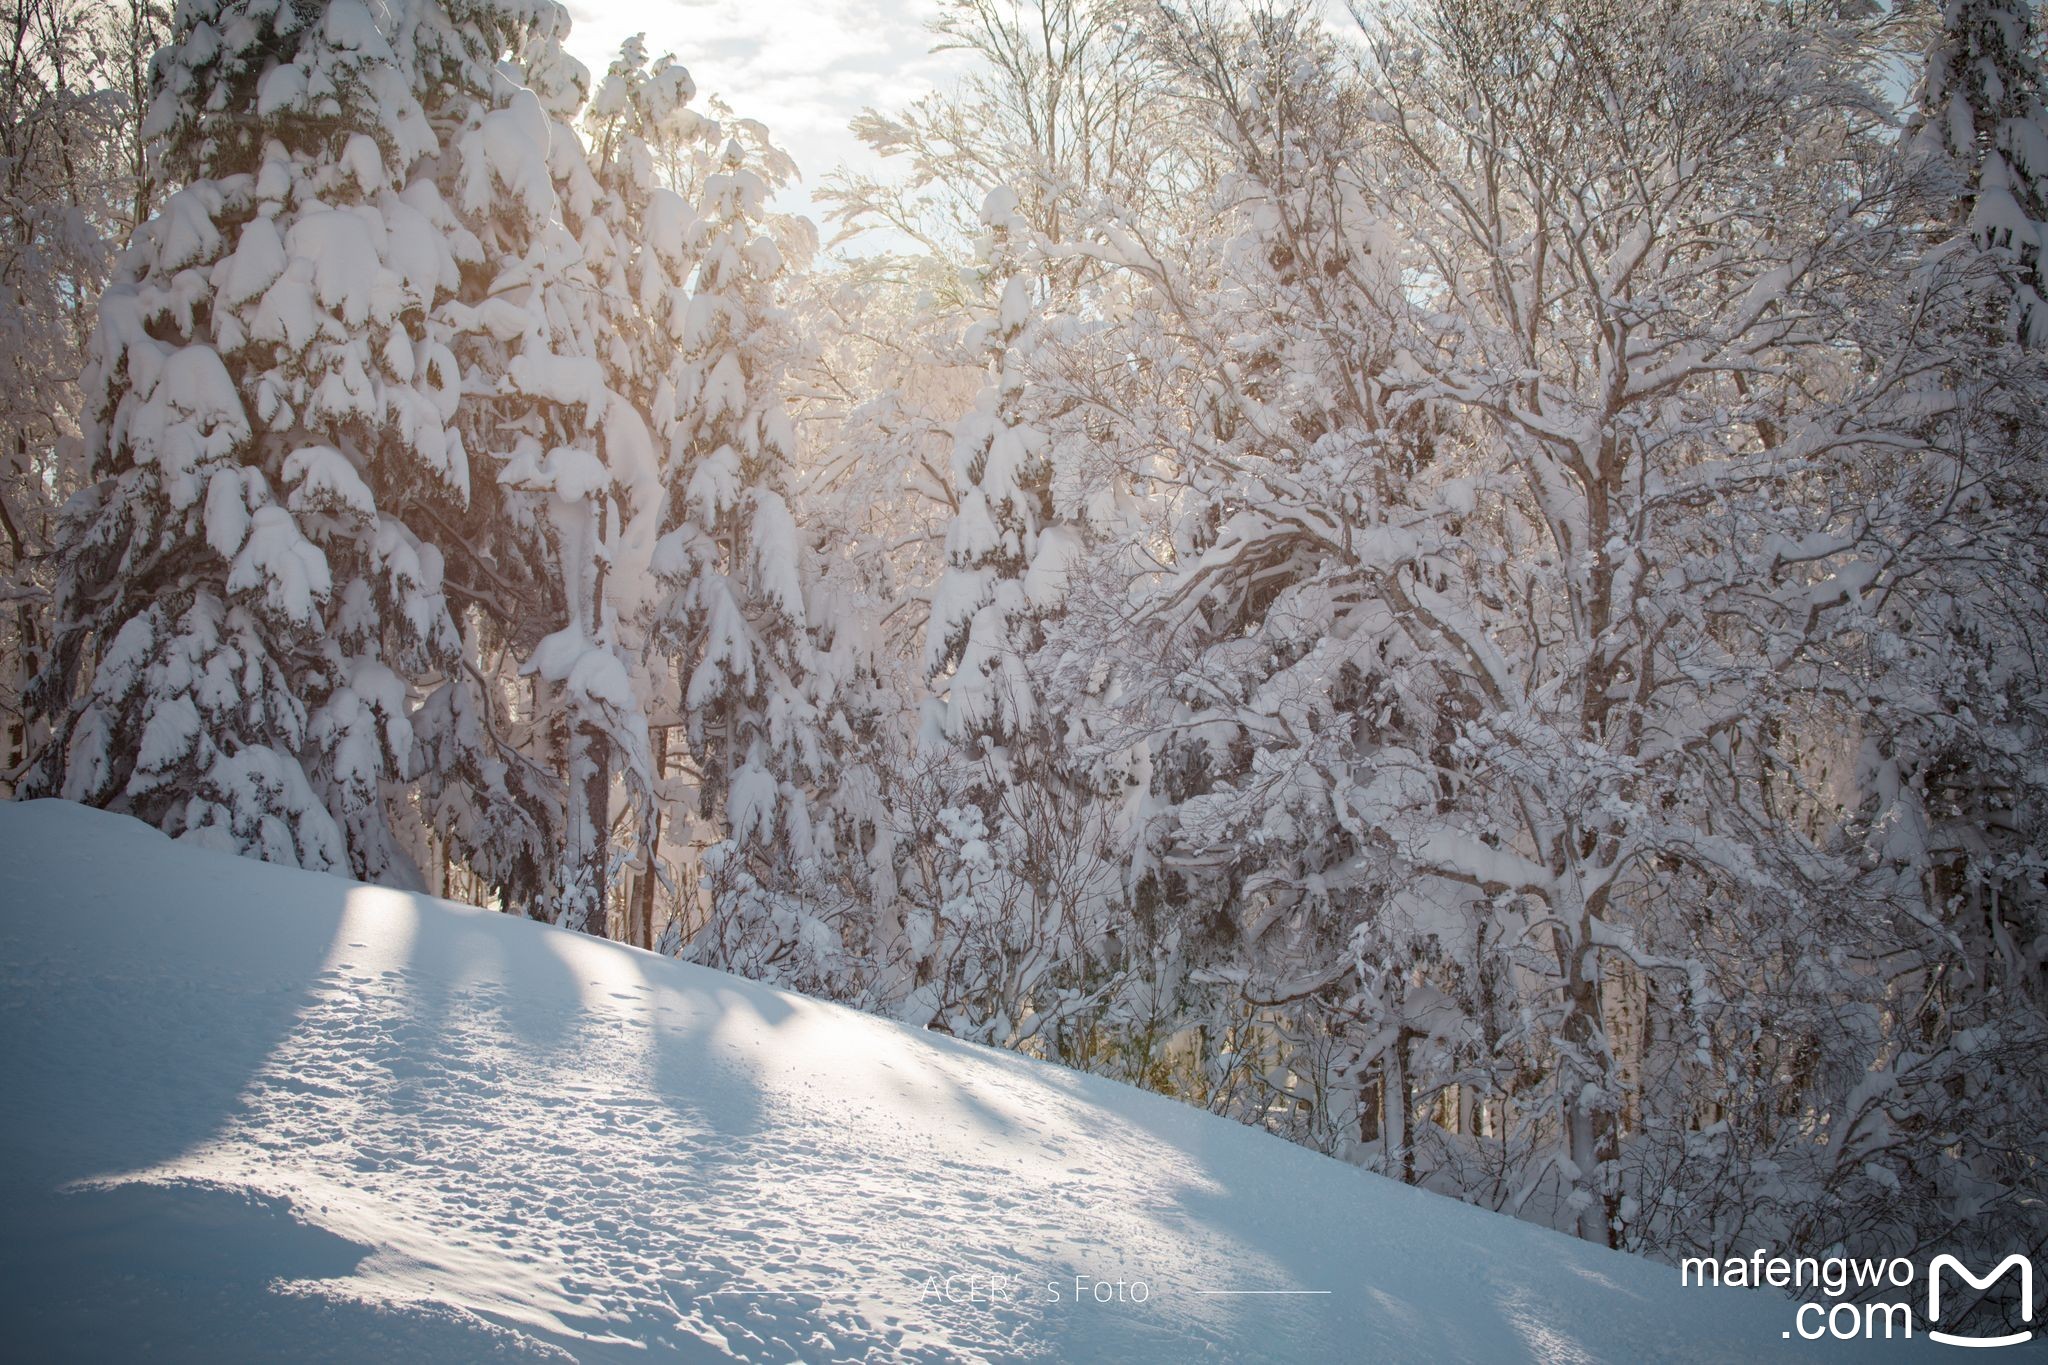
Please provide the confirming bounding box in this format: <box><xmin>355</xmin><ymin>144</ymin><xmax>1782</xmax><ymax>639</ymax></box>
<box><xmin>4</xmin><ymin>0</ymin><xmax>2045</xmax><ymax>1303</ymax></box>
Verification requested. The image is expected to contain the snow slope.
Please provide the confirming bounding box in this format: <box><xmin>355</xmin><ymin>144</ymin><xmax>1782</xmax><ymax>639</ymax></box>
<box><xmin>0</xmin><ymin>800</ymin><xmax>1925</xmax><ymax>1362</ymax></box>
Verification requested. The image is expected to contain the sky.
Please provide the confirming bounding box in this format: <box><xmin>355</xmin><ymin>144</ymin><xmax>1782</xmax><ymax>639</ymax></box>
<box><xmin>561</xmin><ymin>0</ymin><xmax>974</xmax><ymax>238</ymax></box>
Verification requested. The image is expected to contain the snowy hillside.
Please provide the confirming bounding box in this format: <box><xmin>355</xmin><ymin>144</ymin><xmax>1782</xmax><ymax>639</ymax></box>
<box><xmin>0</xmin><ymin>800</ymin><xmax>1916</xmax><ymax>1362</ymax></box>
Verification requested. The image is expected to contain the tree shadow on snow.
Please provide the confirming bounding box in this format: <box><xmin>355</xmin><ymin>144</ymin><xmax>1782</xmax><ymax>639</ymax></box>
<box><xmin>0</xmin><ymin>1179</ymin><xmax>564</xmax><ymax>1363</ymax></box>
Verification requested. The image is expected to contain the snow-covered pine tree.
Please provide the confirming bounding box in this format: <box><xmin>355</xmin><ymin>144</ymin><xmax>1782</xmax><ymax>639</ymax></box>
<box><xmin>442</xmin><ymin>15</ymin><xmax>677</xmax><ymax>936</ymax></box>
<box><xmin>766</xmin><ymin>248</ymin><xmax>994</xmax><ymax>1013</ymax></box>
<box><xmin>23</xmin><ymin>0</ymin><xmax>658</xmax><ymax>908</ymax></box>
<box><xmin>914</xmin><ymin>187</ymin><xmax>1053</xmax><ymax>1038</ymax></box>
<box><xmin>393</xmin><ymin>5</ymin><xmax>631</xmax><ymax>913</ymax></box>
<box><xmin>397</xmin><ymin>20</ymin><xmax>719</xmax><ymax>929</ymax></box>
<box><xmin>1913</xmin><ymin>0</ymin><xmax>2048</xmax><ymax>344</ymax></box>
<box><xmin>23</xmin><ymin>0</ymin><xmax>505</xmax><ymax>877</ymax></box>
<box><xmin>574</xmin><ymin>36</ymin><xmax>713</xmax><ymax>944</ymax></box>
<box><xmin>911</xmin><ymin>187</ymin><xmax>1128</xmax><ymax>1047</ymax></box>
<box><xmin>925</xmin><ymin>187</ymin><xmax>1054</xmax><ymax>754</ymax></box>
<box><xmin>653</xmin><ymin>132</ymin><xmax>839</xmax><ymax>974</ymax></box>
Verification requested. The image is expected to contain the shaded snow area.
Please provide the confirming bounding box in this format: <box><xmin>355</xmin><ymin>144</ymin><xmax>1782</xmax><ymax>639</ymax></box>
<box><xmin>0</xmin><ymin>800</ymin><xmax>1922</xmax><ymax>1362</ymax></box>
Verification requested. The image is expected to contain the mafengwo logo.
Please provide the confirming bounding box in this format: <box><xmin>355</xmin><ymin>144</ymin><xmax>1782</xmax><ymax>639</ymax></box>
<box><xmin>1682</xmin><ymin>1251</ymin><xmax>2035</xmax><ymax>1344</ymax></box>
<box><xmin>1927</xmin><ymin>1255</ymin><xmax>2033</xmax><ymax>1349</ymax></box>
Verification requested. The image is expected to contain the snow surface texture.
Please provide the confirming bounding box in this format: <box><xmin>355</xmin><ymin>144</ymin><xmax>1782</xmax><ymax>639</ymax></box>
<box><xmin>0</xmin><ymin>800</ymin><xmax>1926</xmax><ymax>1362</ymax></box>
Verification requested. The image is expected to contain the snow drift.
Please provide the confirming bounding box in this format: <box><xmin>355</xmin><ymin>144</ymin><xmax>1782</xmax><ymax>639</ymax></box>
<box><xmin>0</xmin><ymin>800</ymin><xmax>1918</xmax><ymax>1361</ymax></box>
